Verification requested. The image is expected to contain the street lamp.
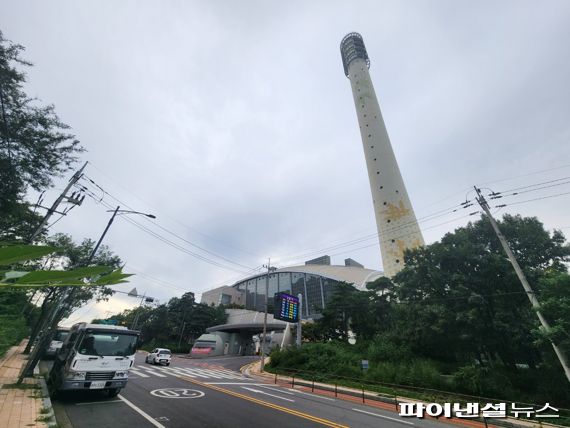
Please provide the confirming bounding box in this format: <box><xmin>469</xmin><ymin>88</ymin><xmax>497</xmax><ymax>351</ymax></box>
<box><xmin>86</xmin><ymin>206</ymin><xmax>156</xmax><ymax>264</ymax></box>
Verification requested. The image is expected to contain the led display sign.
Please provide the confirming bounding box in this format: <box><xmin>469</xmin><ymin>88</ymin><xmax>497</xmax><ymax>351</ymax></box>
<box><xmin>273</xmin><ymin>293</ymin><xmax>299</xmax><ymax>323</ymax></box>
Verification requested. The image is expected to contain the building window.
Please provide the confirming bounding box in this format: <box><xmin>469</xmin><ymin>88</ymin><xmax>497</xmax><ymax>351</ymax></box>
<box><xmin>246</xmin><ymin>280</ymin><xmax>256</xmax><ymax>311</ymax></box>
<box><xmin>305</xmin><ymin>274</ymin><xmax>322</xmax><ymax>316</ymax></box>
<box><xmin>291</xmin><ymin>273</ymin><xmax>305</xmax><ymax>318</ymax></box>
<box><xmin>278</xmin><ymin>272</ymin><xmax>291</xmax><ymax>294</ymax></box>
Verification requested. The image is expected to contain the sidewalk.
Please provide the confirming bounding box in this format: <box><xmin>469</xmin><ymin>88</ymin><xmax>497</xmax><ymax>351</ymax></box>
<box><xmin>0</xmin><ymin>340</ymin><xmax>53</xmax><ymax>428</ymax></box>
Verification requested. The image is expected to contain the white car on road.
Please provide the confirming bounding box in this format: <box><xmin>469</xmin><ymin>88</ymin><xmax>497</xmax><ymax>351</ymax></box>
<box><xmin>145</xmin><ymin>348</ymin><xmax>171</xmax><ymax>366</ymax></box>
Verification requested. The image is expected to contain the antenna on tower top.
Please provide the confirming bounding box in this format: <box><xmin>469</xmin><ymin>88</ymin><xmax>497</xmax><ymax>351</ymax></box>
<box><xmin>340</xmin><ymin>32</ymin><xmax>370</xmax><ymax>77</ymax></box>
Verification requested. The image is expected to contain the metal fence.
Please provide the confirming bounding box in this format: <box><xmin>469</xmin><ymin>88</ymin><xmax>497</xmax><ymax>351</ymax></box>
<box><xmin>266</xmin><ymin>366</ymin><xmax>570</xmax><ymax>427</ymax></box>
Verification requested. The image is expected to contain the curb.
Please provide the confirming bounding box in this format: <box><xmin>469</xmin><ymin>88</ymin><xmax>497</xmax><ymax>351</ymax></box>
<box><xmin>38</xmin><ymin>376</ymin><xmax>57</xmax><ymax>427</ymax></box>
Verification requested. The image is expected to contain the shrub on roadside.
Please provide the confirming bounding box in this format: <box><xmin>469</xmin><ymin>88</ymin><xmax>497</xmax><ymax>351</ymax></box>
<box><xmin>0</xmin><ymin>317</ymin><xmax>29</xmax><ymax>359</ymax></box>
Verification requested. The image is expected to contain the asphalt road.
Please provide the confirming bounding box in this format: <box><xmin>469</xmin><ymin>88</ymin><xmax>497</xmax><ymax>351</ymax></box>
<box><xmin>50</xmin><ymin>353</ymin><xmax>456</xmax><ymax>428</ymax></box>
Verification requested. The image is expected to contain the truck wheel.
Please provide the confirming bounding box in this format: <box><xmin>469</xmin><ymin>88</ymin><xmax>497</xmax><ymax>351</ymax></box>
<box><xmin>108</xmin><ymin>388</ymin><xmax>121</xmax><ymax>398</ymax></box>
<box><xmin>166</xmin><ymin>362</ymin><xmax>170</xmax><ymax>366</ymax></box>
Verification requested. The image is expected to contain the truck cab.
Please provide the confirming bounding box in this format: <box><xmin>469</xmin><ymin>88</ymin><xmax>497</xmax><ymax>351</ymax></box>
<box><xmin>48</xmin><ymin>323</ymin><xmax>139</xmax><ymax>397</ymax></box>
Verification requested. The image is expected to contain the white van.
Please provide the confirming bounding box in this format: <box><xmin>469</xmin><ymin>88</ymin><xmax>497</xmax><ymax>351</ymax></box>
<box><xmin>48</xmin><ymin>323</ymin><xmax>139</xmax><ymax>397</ymax></box>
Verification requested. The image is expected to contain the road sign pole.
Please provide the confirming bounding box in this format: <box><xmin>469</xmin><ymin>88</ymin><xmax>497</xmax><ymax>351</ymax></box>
<box><xmin>296</xmin><ymin>293</ymin><xmax>302</xmax><ymax>347</ymax></box>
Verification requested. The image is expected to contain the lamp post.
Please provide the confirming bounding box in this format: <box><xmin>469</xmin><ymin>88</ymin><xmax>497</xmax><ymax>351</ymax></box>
<box><xmin>86</xmin><ymin>206</ymin><xmax>156</xmax><ymax>265</ymax></box>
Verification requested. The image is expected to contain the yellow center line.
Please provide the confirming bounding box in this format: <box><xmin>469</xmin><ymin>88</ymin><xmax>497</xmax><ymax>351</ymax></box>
<box><xmin>178</xmin><ymin>375</ymin><xmax>349</xmax><ymax>428</ymax></box>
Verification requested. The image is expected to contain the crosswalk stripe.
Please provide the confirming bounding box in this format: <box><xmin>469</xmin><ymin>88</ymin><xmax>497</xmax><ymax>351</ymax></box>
<box><xmin>130</xmin><ymin>369</ymin><xmax>149</xmax><ymax>378</ymax></box>
<box><xmin>140</xmin><ymin>369</ymin><xmax>167</xmax><ymax>378</ymax></box>
<box><xmin>155</xmin><ymin>367</ymin><xmax>197</xmax><ymax>378</ymax></box>
<box><xmin>206</xmin><ymin>369</ymin><xmax>245</xmax><ymax>379</ymax></box>
<box><xmin>177</xmin><ymin>368</ymin><xmax>211</xmax><ymax>379</ymax></box>
<box><xmin>202</xmin><ymin>369</ymin><xmax>243</xmax><ymax>379</ymax></box>
<box><xmin>134</xmin><ymin>364</ymin><xmax>246</xmax><ymax>380</ymax></box>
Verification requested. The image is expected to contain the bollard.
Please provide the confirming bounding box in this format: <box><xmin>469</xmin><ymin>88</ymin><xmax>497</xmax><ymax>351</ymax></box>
<box><xmin>274</xmin><ymin>373</ymin><xmax>277</xmax><ymax>384</ymax></box>
<box><xmin>292</xmin><ymin>375</ymin><xmax>295</xmax><ymax>388</ymax></box>
<box><xmin>362</xmin><ymin>385</ymin><xmax>365</xmax><ymax>403</ymax></box>
<box><xmin>335</xmin><ymin>383</ymin><xmax>338</xmax><ymax>398</ymax></box>
<box><xmin>312</xmin><ymin>378</ymin><xmax>315</xmax><ymax>392</ymax></box>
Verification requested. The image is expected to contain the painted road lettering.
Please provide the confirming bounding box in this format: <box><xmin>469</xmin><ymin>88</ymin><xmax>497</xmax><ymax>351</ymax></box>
<box><xmin>150</xmin><ymin>388</ymin><xmax>205</xmax><ymax>399</ymax></box>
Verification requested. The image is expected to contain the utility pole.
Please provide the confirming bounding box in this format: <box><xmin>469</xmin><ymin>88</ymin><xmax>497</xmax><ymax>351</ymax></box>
<box><xmin>28</xmin><ymin>161</ymin><xmax>88</xmax><ymax>243</ymax></box>
<box><xmin>296</xmin><ymin>294</ymin><xmax>303</xmax><ymax>347</ymax></box>
<box><xmin>260</xmin><ymin>259</ymin><xmax>270</xmax><ymax>372</ymax></box>
<box><xmin>474</xmin><ymin>186</ymin><xmax>570</xmax><ymax>383</ymax></box>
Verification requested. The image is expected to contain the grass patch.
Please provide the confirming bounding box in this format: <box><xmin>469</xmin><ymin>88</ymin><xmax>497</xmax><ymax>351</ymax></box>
<box><xmin>2</xmin><ymin>382</ymin><xmax>40</xmax><ymax>390</ymax></box>
<box><xmin>39</xmin><ymin>406</ymin><xmax>50</xmax><ymax>414</ymax></box>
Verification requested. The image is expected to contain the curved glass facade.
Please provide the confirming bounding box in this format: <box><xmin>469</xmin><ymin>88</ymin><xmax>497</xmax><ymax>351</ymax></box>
<box><xmin>239</xmin><ymin>271</ymin><xmax>343</xmax><ymax>319</ymax></box>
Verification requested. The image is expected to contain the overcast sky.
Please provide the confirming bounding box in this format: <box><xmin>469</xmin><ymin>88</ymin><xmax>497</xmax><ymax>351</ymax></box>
<box><xmin>2</xmin><ymin>1</ymin><xmax>570</xmax><ymax>324</ymax></box>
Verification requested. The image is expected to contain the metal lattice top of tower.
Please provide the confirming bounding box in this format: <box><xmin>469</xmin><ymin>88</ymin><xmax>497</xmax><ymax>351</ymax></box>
<box><xmin>340</xmin><ymin>32</ymin><xmax>370</xmax><ymax>77</ymax></box>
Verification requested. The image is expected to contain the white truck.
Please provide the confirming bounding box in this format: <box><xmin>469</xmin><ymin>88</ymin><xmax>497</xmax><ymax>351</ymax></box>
<box><xmin>48</xmin><ymin>323</ymin><xmax>139</xmax><ymax>397</ymax></box>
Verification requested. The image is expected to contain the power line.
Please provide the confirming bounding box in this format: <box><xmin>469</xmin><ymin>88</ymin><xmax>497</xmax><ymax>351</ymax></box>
<box><xmin>325</xmin><ymin>212</ymin><xmax>480</xmax><ymax>260</ymax></box>
<box><xmin>80</xmin><ymin>184</ymin><xmax>256</xmax><ymax>275</ymax></box>
<box><xmin>488</xmin><ymin>175</ymin><xmax>570</xmax><ymax>195</ymax></box>
<box><xmin>275</xmin><ymin>200</ymin><xmax>474</xmax><ymax>266</ymax></box>
<box><xmin>495</xmin><ymin>189</ymin><xmax>570</xmax><ymax>208</ymax></box>
<box><xmin>85</xmin><ymin>164</ymin><xmax>261</xmax><ymax>258</ymax></box>
<box><xmin>477</xmin><ymin>163</ymin><xmax>570</xmax><ymax>187</ymax></box>
<box><xmin>80</xmin><ymin>187</ymin><xmax>266</xmax><ymax>296</ymax></box>
<box><xmin>488</xmin><ymin>178</ymin><xmax>570</xmax><ymax>200</ymax></box>
<box><xmin>80</xmin><ymin>176</ymin><xmax>256</xmax><ymax>271</ymax></box>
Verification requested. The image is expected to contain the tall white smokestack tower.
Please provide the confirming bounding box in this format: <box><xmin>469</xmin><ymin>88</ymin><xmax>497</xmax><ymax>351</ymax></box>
<box><xmin>340</xmin><ymin>32</ymin><xmax>424</xmax><ymax>277</ymax></box>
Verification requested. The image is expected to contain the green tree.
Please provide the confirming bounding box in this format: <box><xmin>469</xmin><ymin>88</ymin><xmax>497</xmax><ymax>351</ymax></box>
<box><xmin>535</xmin><ymin>272</ymin><xmax>570</xmax><ymax>356</ymax></box>
<box><xmin>392</xmin><ymin>214</ymin><xmax>570</xmax><ymax>369</ymax></box>
<box><xmin>0</xmin><ymin>30</ymin><xmax>83</xmax><ymax>241</ymax></box>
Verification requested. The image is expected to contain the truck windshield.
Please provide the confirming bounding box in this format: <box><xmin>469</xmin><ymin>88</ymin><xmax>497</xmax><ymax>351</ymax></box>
<box><xmin>78</xmin><ymin>332</ymin><xmax>138</xmax><ymax>357</ymax></box>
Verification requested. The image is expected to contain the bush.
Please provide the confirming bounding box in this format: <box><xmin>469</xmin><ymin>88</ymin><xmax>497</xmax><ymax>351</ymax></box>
<box><xmin>367</xmin><ymin>335</ymin><xmax>413</xmax><ymax>363</ymax></box>
<box><xmin>452</xmin><ymin>365</ymin><xmax>515</xmax><ymax>398</ymax></box>
<box><xmin>366</xmin><ymin>359</ymin><xmax>444</xmax><ymax>389</ymax></box>
<box><xmin>0</xmin><ymin>316</ymin><xmax>28</xmax><ymax>358</ymax></box>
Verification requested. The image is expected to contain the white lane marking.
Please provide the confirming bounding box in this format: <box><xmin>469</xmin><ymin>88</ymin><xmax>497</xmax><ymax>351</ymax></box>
<box><xmin>117</xmin><ymin>394</ymin><xmax>166</xmax><ymax>428</ymax></box>
<box><xmin>204</xmin><ymin>382</ymin><xmax>261</xmax><ymax>385</ymax></box>
<box><xmin>130</xmin><ymin>369</ymin><xmax>149</xmax><ymax>378</ymax></box>
<box><xmin>140</xmin><ymin>369</ymin><xmax>167</xmax><ymax>378</ymax></box>
<box><xmin>352</xmin><ymin>408</ymin><xmax>415</xmax><ymax>426</ymax></box>
<box><xmin>75</xmin><ymin>400</ymin><xmax>122</xmax><ymax>405</ymax></box>
<box><xmin>287</xmin><ymin>388</ymin><xmax>336</xmax><ymax>401</ymax></box>
<box><xmin>257</xmin><ymin>385</ymin><xmax>295</xmax><ymax>395</ymax></box>
<box><xmin>241</xmin><ymin>386</ymin><xmax>295</xmax><ymax>402</ymax></box>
